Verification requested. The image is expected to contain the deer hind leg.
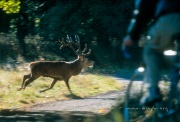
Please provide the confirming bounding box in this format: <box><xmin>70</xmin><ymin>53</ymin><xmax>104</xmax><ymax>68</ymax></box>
<box><xmin>23</xmin><ymin>75</ymin><xmax>39</xmax><ymax>90</ymax></box>
<box><xmin>40</xmin><ymin>79</ymin><xmax>58</xmax><ymax>93</ymax></box>
<box><xmin>18</xmin><ymin>74</ymin><xmax>31</xmax><ymax>91</ymax></box>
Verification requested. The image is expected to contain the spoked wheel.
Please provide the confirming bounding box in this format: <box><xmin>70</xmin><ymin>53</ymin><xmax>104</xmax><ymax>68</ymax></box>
<box><xmin>124</xmin><ymin>67</ymin><xmax>145</xmax><ymax>122</ymax></box>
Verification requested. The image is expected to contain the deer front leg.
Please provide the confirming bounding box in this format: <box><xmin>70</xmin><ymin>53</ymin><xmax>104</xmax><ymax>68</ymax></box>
<box><xmin>64</xmin><ymin>79</ymin><xmax>72</xmax><ymax>94</ymax></box>
<box><xmin>18</xmin><ymin>74</ymin><xmax>31</xmax><ymax>91</ymax></box>
<box><xmin>40</xmin><ymin>79</ymin><xmax>58</xmax><ymax>93</ymax></box>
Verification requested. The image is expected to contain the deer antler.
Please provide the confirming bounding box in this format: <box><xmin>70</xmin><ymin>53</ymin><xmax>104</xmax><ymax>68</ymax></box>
<box><xmin>60</xmin><ymin>35</ymin><xmax>80</xmax><ymax>55</ymax></box>
<box><xmin>60</xmin><ymin>35</ymin><xmax>91</xmax><ymax>56</ymax></box>
<box><xmin>82</xmin><ymin>44</ymin><xmax>91</xmax><ymax>56</ymax></box>
<box><xmin>82</xmin><ymin>44</ymin><xmax>87</xmax><ymax>53</ymax></box>
<box><xmin>74</xmin><ymin>35</ymin><xmax>81</xmax><ymax>54</ymax></box>
<box><xmin>74</xmin><ymin>35</ymin><xmax>91</xmax><ymax>56</ymax></box>
<box><xmin>83</xmin><ymin>49</ymin><xmax>91</xmax><ymax>56</ymax></box>
<box><xmin>60</xmin><ymin>38</ymin><xmax>68</xmax><ymax>49</ymax></box>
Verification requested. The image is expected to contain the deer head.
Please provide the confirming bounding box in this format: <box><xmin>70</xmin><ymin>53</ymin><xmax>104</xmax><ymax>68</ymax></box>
<box><xmin>60</xmin><ymin>35</ymin><xmax>94</xmax><ymax>68</ymax></box>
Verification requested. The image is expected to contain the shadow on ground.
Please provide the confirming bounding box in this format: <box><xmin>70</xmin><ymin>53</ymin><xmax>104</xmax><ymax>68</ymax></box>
<box><xmin>0</xmin><ymin>109</ymin><xmax>99</xmax><ymax>122</ymax></box>
<box><xmin>65</xmin><ymin>93</ymin><xmax>82</xmax><ymax>99</ymax></box>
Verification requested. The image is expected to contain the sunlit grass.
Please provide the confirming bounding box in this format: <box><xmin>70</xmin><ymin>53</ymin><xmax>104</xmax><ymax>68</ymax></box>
<box><xmin>0</xmin><ymin>69</ymin><xmax>123</xmax><ymax>109</ymax></box>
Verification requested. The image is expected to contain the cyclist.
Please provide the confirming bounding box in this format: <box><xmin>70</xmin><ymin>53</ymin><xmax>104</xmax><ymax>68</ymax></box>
<box><xmin>122</xmin><ymin>0</ymin><xmax>180</xmax><ymax>106</ymax></box>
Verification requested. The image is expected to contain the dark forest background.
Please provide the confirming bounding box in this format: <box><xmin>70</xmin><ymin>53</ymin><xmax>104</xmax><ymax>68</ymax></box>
<box><xmin>0</xmin><ymin>0</ymin><xmax>142</xmax><ymax>69</ymax></box>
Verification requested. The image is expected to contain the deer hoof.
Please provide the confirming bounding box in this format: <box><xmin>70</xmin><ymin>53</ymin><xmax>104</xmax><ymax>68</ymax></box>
<box><xmin>17</xmin><ymin>88</ymin><xmax>23</xmax><ymax>91</ymax></box>
<box><xmin>39</xmin><ymin>90</ymin><xmax>44</xmax><ymax>93</ymax></box>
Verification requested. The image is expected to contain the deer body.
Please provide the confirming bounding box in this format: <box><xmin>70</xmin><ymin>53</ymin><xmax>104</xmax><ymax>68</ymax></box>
<box><xmin>19</xmin><ymin>35</ymin><xmax>94</xmax><ymax>93</ymax></box>
<box><xmin>30</xmin><ymin>59</ymin><xmax>83</xmax><ymax>79</ymax></box>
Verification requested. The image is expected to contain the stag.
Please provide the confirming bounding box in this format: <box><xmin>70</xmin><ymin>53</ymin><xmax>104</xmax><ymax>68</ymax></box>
<box><xmin>18</xmin><ymin>35</ymin><xmax>94</xmax><ymax>93</ymax></box>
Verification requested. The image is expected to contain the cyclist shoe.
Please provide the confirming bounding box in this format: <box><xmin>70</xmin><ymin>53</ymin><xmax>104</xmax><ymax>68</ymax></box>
<box><xmin>140</xmin><ymin>87</ymin><xmax>162</xmax><ymax>107</ymax></box>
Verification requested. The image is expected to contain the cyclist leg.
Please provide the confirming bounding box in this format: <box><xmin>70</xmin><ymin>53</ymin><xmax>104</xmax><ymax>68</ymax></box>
<box><xmin>141</xmin><ymin>45</ymin><xmax>162</xmax><ymax>106</ymax></box>
<box><xmin>141</xmin><ymin>14</ymin><xmax>180</xmax><ymax>106</ymax></box>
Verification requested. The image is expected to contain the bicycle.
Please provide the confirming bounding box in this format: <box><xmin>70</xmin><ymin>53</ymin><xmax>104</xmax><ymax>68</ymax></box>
<box><xmin>123</xmin><ymin>40</ymin><xmax>180</xmax><ymax>122</ymax></box>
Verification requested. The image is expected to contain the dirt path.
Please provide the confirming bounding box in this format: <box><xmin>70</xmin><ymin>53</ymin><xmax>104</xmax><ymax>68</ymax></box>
<box><xmin>27</xmin><ymin>90</ymin><xmax>124</xmax><ymax>113</ymax></box>
<box><xmin>25</xmin><ymin>75</ymin><xmax>144</xmax><ymax>114</ymax></box>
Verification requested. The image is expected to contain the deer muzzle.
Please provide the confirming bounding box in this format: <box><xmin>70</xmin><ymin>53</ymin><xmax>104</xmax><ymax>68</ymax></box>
<box><xmin>89</xmin><ymin>61</ymin><xmax>94</xmax><ymax>68</ymax></box>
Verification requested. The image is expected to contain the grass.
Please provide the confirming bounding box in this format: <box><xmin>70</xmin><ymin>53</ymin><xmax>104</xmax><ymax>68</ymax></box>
<box><xmin>0</xmin><ymin>69</ymin><xmax>123</xmax><ymax>109</ymax></box>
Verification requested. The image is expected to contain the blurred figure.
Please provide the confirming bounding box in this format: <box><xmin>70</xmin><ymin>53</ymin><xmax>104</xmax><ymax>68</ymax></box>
<box><xmin>122</xmin><ymin>0</ymin><xmax>180</xmax><ymax>106</ymax></box>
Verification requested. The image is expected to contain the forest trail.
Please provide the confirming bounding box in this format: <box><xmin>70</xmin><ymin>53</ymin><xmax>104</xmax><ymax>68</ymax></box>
<box><xmin>24</xmin><ymin>74</ymin><xmax>144</xmax><ymax>114</ymax></box>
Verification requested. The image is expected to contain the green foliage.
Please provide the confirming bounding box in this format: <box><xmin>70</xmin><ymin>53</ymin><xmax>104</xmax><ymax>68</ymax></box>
<box><xmin>0</xmin><ymin>0</ymin><xmax>20</xmax><ymax>14</ymax></box>
<box><xmin>0</xmin><ymin>33</ymin><xmax>19</xmax><ymax>66</ymax></box>
<box><xmin>39</xmin><ymin>0</ymin><xmax>133</xmax><ymax>42</ymax></box>
<box><xmin>0</xmin><ymin>0</ymin><xmax>138</xmax><ymax>67</ymax></box>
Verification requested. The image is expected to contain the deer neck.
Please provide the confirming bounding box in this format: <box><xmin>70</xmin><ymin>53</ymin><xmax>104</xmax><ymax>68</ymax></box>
<box><xmin>70</xmin><ymin>57</ymin><xmax>83</xmax><ymax>76</ymax></box>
